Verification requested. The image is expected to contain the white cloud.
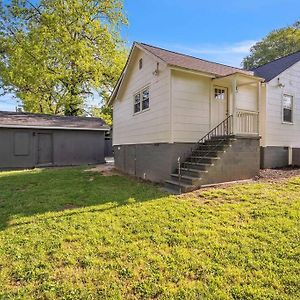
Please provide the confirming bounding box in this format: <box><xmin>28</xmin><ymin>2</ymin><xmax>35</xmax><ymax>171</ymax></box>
<box><xmin>161</xmin><ymin>40</ymin><xmax>257</xmax><ymax>67</ymax></box>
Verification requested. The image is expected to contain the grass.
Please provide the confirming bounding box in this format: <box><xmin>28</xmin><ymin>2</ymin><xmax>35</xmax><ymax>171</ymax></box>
<box><xmin>0</xmin><ymin>167</ymin><xmax>299</xmax><ymax>299</ymax></box>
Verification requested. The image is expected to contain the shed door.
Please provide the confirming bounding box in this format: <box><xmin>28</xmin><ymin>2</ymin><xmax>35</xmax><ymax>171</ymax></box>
<box><xmin>211</xmin><ymin>86</ymin><xmax>228</xmax><ymax>127</ymax></box>
<box><xmin>37</xmin><ymin>133</ymin><xmax>53</xmax><ymax>165</ymax></box>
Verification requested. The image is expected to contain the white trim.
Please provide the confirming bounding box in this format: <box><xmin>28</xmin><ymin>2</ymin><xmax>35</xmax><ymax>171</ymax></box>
<box><xmin>0</xmin><ymin>125</ymin><xmax>109</xmax><ymax>131</ymax></box>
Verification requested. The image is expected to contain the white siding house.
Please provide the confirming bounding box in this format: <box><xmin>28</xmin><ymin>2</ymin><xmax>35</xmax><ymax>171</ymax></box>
<box><xmin>253</xmin><ymin>51</ymin><xmax>300</xmax><ymax>168</ymax></box>
<box><xmin>110</xmin><ymin>43</ymin><xmax>300</xmax><ymax>191</ymax></box>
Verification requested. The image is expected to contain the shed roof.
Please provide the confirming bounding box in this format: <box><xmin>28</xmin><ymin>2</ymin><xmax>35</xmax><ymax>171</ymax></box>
<box><xmin>138</xmin><ymin>43</ymin><xmax>254</xmax><ymax>77</ymax></box>
<box><xmin>0</xmin><ymin>111</ymin><xmax>109</xmax><ymax>131</ymax></box>
<box><xmin>252</xmin><ymin>50</ymin><xmax>300</xmax><ymax>82</ymax></box>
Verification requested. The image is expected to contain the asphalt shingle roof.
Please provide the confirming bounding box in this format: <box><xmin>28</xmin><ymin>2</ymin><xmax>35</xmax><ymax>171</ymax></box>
<box><xmin>0</xmin><ymin>111</ymin><xmax>108</xmax><ymax>130</ymax></box>
<box><xmin>138</xmin><ymin>43</ymin><xmax>254</xmax><ymax>77</ymax></box>
<box><xmin>252</xmin><ymin>51</ymin><xmax>300</xmax><ymax>82</ymax></box>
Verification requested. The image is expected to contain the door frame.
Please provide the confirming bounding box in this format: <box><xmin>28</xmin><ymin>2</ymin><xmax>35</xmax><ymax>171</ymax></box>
<box><xmin>210</xmin><ymin>85</ymin><xmax>229</xmax><ymax>128</ymax></box>
<box><xmin>36</xmin><ymin>132</ymin><xmax>54</xmax><ymax>166</ymax></box>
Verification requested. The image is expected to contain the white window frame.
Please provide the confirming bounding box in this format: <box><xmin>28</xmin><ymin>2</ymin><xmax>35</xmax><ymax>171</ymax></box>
<box><xmin>133</xmin><ymin>86</ymin><xmax>150</xmax><ymax>115</ymax></box>
<box><xmin>282</xmin><ymin>93</ymin><xmax>294</xmax><ymax>124</ymax></box>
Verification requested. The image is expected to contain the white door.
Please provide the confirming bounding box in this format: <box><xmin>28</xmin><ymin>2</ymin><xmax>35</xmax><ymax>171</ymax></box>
<box><xmin>211</xmin><ymin>86</ymin><xmax>228</xmax><ymax>127</ymax></box>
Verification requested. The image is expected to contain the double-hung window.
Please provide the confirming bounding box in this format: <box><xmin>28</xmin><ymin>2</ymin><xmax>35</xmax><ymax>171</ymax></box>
<box><xmin>282</xmin><ymin>94</ymin><xmax>293</xmax><ymax>123</ymax></box>
<box><xmin>134</xmin><ymin>87</ymin><xmax>150</xmax><ymax>114</ymax></box>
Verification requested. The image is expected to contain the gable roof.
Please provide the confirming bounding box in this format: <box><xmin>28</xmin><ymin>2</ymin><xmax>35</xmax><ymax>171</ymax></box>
<box><xmin>138</xmin><ymin>43</ymin><xmax>253</xmax><ymax>77</ymax></box>
<box><xmin>109</xmin><ymin>42</ymin><xmax>256</xmax><ymax>104</ymax></box>
<box><xmin>252</xmin><ymin>50</ymin><xmax>300</xmax><ymax>82</ymax></box>
<box><xmin>0</xmin><ymin>111</ymin><xmax>109</xmax><ymax>131</ymax></box>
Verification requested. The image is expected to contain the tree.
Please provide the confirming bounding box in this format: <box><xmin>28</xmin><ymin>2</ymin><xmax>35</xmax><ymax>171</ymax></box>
<box><xmin>0</xmin><ymin>0</ymin><xmax>127</xmax><ymax>115</ymax></box>
<box><xmin>242</xmin><ymin>21</ymin><xmax>300</xmax><ymax>70</ymax></box>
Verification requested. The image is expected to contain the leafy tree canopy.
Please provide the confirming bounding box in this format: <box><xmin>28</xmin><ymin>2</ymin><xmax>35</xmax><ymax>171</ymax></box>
<box><xmin>242</xmin><ymin>21</ymin><xmax>300</xmax><ymax>70</ymax></box>
<box><xmin>0</xmin><ymin>0</ymin><xmax>127</xmax><ymax>116</ymax></box>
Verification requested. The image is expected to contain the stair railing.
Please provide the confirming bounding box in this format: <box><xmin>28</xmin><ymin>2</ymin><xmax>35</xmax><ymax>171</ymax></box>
<box><xmin>184</xmin><ymin>115</ymin><xmax>234</xmax><ymax>166</ymax></box>
<box><xmin>197</xmin><ymin>114</ymin><xmax>233</xmax><ymax>145</ymax></box>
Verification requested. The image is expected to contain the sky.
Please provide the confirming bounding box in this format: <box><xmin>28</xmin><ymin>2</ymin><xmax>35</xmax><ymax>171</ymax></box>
<box><xmin>1</xmin><ymin>0</ymin><xmax>299</xmax><ymax>111</ymax></box>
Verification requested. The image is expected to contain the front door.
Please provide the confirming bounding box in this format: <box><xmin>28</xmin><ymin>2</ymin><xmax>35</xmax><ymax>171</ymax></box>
<box><xmin>37</xmin><ymin>133</ymin><xmax>53</xmax><ymax>165</ymax></box>
<box><xmin>211</xmin><ymin>86</ymin><xmax>228</xmax><ymax>127</ymax></box>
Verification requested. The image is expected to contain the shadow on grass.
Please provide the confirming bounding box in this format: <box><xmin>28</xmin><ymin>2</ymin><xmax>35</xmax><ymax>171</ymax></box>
<box><xmin>0</xmin><ymin>166</ymin><xmax>167</xmax><ymax>230</ymax></box>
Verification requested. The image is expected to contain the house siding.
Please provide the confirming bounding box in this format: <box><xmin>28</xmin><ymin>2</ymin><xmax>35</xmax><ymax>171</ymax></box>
<box><xmin>171</xmin><ymin>70</ymin><xmax>211</xmax><ymax>143</ymax></box>
<box><xmin>236</xmin><ymin>84</ymin><xmax>258</xmax><ymax>111</ymax></box>
<box><xmin>265</xmin><ymin>60</ymin><xmax>300</xmax><ymax>147</ymax></box>
<box><xmin>112</xmin><ymin>48</ymin><xmax>170</xmax><ymax>145</ymax></box>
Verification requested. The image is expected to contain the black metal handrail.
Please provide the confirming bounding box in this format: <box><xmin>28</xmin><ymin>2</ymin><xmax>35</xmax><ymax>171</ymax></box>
<box><xmin>178</xmin><ymin>115</ymin><xmax>233</xmax><ymax>168</ymax></box>
<box><xmin>197</xmin><ymin>114</ymin><xmax>233</xmax><ymax>145</ymax></box>
<box><xmin>176</xmin><ymin>115</ymin><xmax>234</xmax><ymax>192</ymax></box>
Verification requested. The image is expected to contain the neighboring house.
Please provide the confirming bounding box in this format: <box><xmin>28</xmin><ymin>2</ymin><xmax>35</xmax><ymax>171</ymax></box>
<box><xmin>0</xmin><ymin>111</ymin><xmax>109</xmax><ymax>169</ymax></box>
<box><xmin>109</xmin><ymin>42</ymin><xmax>299</xmax><ymax>192</ymax></box>
<box><xmin>252</xmin><ymin>51</ymin><xmax>300</xmax><ymax>168</ymax></box>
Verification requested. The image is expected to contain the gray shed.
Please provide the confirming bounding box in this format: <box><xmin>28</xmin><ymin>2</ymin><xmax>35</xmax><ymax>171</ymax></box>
<box><xmin>0</xmin><ymin>111</ymin><xmax>109</xmax><ymax>170</ymax></box>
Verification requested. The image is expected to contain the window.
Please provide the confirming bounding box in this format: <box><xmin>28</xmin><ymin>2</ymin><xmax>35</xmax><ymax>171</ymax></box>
<box><xmin>139</xmin><ymin>58</ymin><xmax>143</xmax><ymax>70</ymax></box>
<box><xmin>215</xmin><ymin>88</ymin><xmax>226</xmax><ymax>101</ymax></box>
<box><xmin>282</xmin><ymin>94</ymin><xmax>293</xmax><ymax>123</ymax></box>
<box><xmin>134</xmin><ymin>87</ymin><xmax>150</xmax><ymax>113</ymax></box>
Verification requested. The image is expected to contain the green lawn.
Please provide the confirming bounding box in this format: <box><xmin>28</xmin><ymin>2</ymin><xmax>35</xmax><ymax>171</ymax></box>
<box><xmin>0</xmin><ymin>167</ymin><xmax>299</xmax><ymax>299</ymax></box>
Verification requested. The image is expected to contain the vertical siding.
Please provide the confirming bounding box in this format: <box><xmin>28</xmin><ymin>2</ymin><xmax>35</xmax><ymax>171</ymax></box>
<box><xmin>171</xmin><ymin>70</ymin><xmax>211</xmax><ymax>143</ymax></box>
<box><xmin>265</xmin><ymin>60</ymin><xmax>300</xmax><ymax>147</ymax></box>
<box><xmin>112</xmin><ymin>48</ymin><xmax>170</xmax><ymax>145</ymax></box>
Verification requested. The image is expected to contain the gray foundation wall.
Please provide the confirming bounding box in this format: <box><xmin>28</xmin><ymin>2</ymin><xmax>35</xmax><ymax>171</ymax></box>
<box><xmin>260</xmin><ymin>146</ymin><xmax>300</xmax><ymax>168</ymax></box>
<box><xmin>201</xmin><ymin>136</ymin><xmax>260</xmax><ymax>185</ymax></box>
<box><xmin>114</xmin><ymin>143</ymin><xmax>194</xmax><ymax>182</ymax></box>
<box><xmin>0</xmin><ymin>128</ymin><xmax>105</xmax><ymax>169</ymax></box>
<box><xmin>114</xmin><ymin>137</ymin><xmax>260</xmax><ymax>184</ymax></box>
<box><xmin>293</xmin><ymin>148</ymin><xmax>300</xmax><ymax>167</ymax></box>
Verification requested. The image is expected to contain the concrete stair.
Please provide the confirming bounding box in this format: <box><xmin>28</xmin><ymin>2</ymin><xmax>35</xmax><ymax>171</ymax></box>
<box><xmin>165</xmin><ymin>136</ymin><xmax>235</xmax><ymax>193</ymax></box>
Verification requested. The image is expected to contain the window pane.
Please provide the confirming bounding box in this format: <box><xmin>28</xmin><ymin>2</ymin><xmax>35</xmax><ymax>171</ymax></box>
<box><xmin>142</xmin><ymin>99</ymin><xmax>149</xmax><ymax>110</ymax></box>
<box><xmin>283</xmin><ymin>94</ymin><xmax>292</xmax><ymax>109</ymax></box>
<box><xmin>215</xmin><ymin>88</ymin><xmax>225</xmax><ymax>100</ymax></box>
<box><xmin>134</xmin><ymin>93</ymin><xmax>140</xmax><ymax>104</ymax></box>
<box><xmin>134</xmin><ymin>103</ymin><xmax>140</xmax><ymax>113</ymax></box>
<box><xmin>142</xmin><ymin>88</ymin><xmax>150</xmax><ymax>110</ymax></box>
<box><xmin>283</xmin><ymin>108</ymin><xmax>292</xmax><ymax>123</ymax></box>
<box><xmin>134</xmin><ymin>93</ymin><xmax>141</xmax><ymax>113</ymax></box>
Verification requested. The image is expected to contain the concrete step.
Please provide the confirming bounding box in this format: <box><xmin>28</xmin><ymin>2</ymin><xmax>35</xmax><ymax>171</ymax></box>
<box><xmin>188</xmin><ymin>156</ymin><xmax>221</xmax><ymax>164</ymax></box>
<box><xmin>182</xmin><ymin>162</ymin><xmax>213</xmax><ymax>170</ymax></box>
<box><xmin>165</xmin><ymin>179</ymin><xmax>196</xmax><ymax>193</ymax></box>
<box><xmin>177</xmin><ymin>168</ymin><xmax>208</xmax><ymax>177</ymax></box>
<box><xmin>204</xmin><ymin>139</ymin><xmax>235</xmax><ymax>145</ymax></box>
<box><xmin>170</xmin><ymin>173</ymin><xmax>202</xmax><ymax>185</ymax></box>
<box><xmin>210</xmin><ymin>135</ymin><xmax>235</xmax><ymax>140</ymax></box>
<box><xmin>195</xmin><ymin>144</ymin><xmax>226</xmax><ymax>151</ymax></box>
<box><xmin>191</xmin><ymin>150</ymin><xmax>222</xmax><ymax>157</ymax></box>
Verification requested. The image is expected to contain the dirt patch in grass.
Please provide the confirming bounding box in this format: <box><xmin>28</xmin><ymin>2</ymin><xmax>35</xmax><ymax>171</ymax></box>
<box><xmin>59</xmin><ymin>204</ymin><xmax>80</xmax><ymax>211</ymax></box>
<box><xmin>256</xmin><ymin>167</ymin><xmax>300</xmax><ymax>182</ymax></box>
<box><xmin>86</xmin><ymin>163</ymin><xmax>121</xmax><ymax>176</ymax></box>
